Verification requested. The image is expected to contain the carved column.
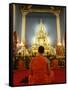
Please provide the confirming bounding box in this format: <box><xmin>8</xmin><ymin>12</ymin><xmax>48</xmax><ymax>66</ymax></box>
<box><xmin>55</xmin><ymin>12</ymin><xmax>61</xmax><ymax>45</ymax></box>
<box><xmin>21</xmin><ymin>11</ymin><xmax>28</xmax><ymax>43</ymax></box>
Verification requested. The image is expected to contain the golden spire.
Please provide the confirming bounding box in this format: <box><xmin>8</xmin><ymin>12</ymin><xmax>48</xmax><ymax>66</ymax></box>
<box><xmin>40</xmin><ymin>19</ymin><xmax>44</xmax><ymax>31</ymax></box>
<box><xmin>39</xmin><ymin>19</ymin><xmax>46</xmax><ymax>33</ymax></box>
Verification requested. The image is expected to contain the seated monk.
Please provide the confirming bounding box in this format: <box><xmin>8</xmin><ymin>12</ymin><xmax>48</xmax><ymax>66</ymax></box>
<box><xmin>51</xmin><ymin>57</ymin><xmax>59</xmax><ymax>69</ymax></box>
<box><xmin>29</xmin><ymin>46</ymin><xmax>54</xmax><ymax>85</ymax></box>
<box><xmin>17</xmin><ymin>59</ymin><xmax>25</xmax><ymax>70</ymax></box>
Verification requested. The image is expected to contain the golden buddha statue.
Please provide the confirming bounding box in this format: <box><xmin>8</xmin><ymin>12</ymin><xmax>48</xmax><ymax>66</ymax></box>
<box><xmin>31</xmin><ymin>19</ymin><xmax>56</xmax><ymax>56</ymax></box>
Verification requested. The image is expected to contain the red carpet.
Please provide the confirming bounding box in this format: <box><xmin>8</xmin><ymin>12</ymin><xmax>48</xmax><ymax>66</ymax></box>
<box><xmin>13</xmin><ymin>69</ymin><xmax>29</xmax><ymax>86</ymax></box>
<box><xmin>52</xmin><ymin>68</ymin><xmax>66</xmax><ymax>83</ymax></box>
<box><xmin>13</xmin><ymin>68</ymin><xmax>66</xmax><ymax>86</ymax></box>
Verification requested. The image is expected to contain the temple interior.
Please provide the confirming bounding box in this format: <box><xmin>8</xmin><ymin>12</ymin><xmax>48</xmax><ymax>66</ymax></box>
<box><xmin>13</xmin><ymin>4</ymin><xmax>65</xmax><ymax>57</ymax></box>
<box><xmin>12</xmin><ymin>4</ymin><xmax>66</xmax><ymax>86</ymax></box>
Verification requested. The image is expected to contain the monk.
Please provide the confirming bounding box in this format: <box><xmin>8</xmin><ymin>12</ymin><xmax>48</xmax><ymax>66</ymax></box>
<box><xmin>51</xmin><ymin>57</ymin><xmax>59</xmax><ymax>69</ymax></box>
<box><xmin>29</xmin><ymin>46</ymin><xmax>54</xmax><ymax>85</ymax></box>
<box><xmin>17</xmin><ymin>59</ymin><xmax>25</xmax><ymax>70</ymax></box>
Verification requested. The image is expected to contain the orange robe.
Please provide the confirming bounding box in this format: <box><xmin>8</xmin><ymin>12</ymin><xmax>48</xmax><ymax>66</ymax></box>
<box><xmin>51</xmin><ymin>59</ymin><xmax>59</xmax><ymax>69</ymax></box>
<box><xmin>29</xmin><ymin>55</ymin><xmax>54</xmax><ymax>85</ymax></box>
<box><xmin>17</xmin><ymin>59</ymin><xmax>25</xmax><ymax>70</ymax></box>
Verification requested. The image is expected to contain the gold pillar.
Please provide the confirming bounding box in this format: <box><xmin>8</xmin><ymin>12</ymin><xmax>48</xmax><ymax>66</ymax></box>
<box><xmin>55</xmin><ymin>13</ymin><xmax>61</xmax><ymax>45</ymax></box>
<box><xmin>13</xmin><ymin>4</ymin><xmax>16</xmax><ymax>31</ymax></box>
<box><xmin>21</xmin><ymin>12</ymin><xmax>28</xmax><ymax>43</ymax></box>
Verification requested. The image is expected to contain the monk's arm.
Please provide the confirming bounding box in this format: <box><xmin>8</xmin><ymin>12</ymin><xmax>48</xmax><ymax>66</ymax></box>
<box><xmin>47</xmin><ymin>59</ymin><xmax>51</xmax><ymax>75</ymax></box>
